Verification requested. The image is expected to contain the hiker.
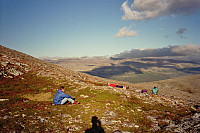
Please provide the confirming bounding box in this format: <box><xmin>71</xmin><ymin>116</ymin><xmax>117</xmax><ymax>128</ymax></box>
<box><xmin>141</xmin><ymin>89</ymin><xmax>147</xmax><ymax>93</ymax></box>
<box><xmin>52</xmin><ymin>86</ymin><xmax>80</xmax><ymax>105</ymax></box>
<box><xmin>108</xmin><ymin>83</ymin><xmax>129</xmax><ymax>89</ymax></box>
<box><xmin>85</xmin><ymin>116</ymin><xmax>105</xmax><ymax>133</ymax></box>
<box><xmin>152</xmin><ymin>86</ymin><xmax>158</xmax><ymax>95</ymax></box>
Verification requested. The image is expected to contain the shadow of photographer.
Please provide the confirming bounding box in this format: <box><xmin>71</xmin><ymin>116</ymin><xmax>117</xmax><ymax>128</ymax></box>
<box><xmin>85</xmin><ymin>116</ymin><xmax>105</xmax><ymax>133</ymax></box>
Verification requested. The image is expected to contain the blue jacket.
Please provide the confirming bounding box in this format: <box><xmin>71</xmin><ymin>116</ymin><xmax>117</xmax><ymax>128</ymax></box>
<box><xmin>53</xmin><ymin>89</ymin><xmax>73</xmax><ymax>105</ymax></box>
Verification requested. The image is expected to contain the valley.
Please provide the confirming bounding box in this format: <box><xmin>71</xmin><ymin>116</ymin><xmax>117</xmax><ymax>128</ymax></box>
<box><xmin>43</xmin><ymin>56</ymin><xmax>200</xmax><ymax>83</ymax></box>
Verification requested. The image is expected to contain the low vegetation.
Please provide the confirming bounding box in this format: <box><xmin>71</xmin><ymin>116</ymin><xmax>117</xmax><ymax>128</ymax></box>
<box><xmin>0</xmin><ymin>72</ymin><xmax>195</xmax><ymax>132</ymax></box>
<box><xmin>0</xmin><ymin>45</ymin><xmax>199</xmax><ymax>132</ymax></box>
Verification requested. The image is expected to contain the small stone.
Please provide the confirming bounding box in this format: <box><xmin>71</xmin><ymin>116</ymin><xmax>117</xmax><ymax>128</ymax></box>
<box><xmin>80</xmin><ymin>94</ymin><xmax>89</xmax><ymax>98</ymax></box>
<box><xmin>0</xmin><ymin>99</ymin><xmax>9</xmax><ymax>101</ymax></box>
<box><xmin>22</xmin><ymin>114</ymin><xmax>26</xmax><ymax>118</ymax></box>
<box><xmin>135</xmin><ymin>125</ymin><xmax>139</xmax><ymax>128</ymax></box>
<box><xmin>111</xmin><ymin>120</ymin><xmax>121</xmax><ymax>123</ymax></box>
<box><xmin>3</xmin><ymin>115</ymin><xmax>9</xmax><ymax>119</ymax></box>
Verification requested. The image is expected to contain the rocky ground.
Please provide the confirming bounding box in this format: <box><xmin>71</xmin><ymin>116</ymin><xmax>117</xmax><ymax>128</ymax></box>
<box><xmin>0</xmin><ymin>45</ymin><xmax>200</xmax><ymax>132</ymax></box>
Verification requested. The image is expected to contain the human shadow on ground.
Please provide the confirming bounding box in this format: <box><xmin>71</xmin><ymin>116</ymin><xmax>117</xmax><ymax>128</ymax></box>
<box><xmin>85</xmin><ymin>116</ymin><xmax>105</xmax><ymax>133</ymax></box>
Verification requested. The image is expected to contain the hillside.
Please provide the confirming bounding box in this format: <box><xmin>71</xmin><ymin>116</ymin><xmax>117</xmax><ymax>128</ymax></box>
<box><xmin>0</xmin><ymin>45</ymin><xmax>199</xmax><ymax>132</ymax></box>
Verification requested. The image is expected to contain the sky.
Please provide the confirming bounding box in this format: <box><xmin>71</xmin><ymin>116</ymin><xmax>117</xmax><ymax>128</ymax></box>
<box><xmin>0</xmin><ymin>0</ymin><xmax>200</xmax><ymax>58</ymax></box>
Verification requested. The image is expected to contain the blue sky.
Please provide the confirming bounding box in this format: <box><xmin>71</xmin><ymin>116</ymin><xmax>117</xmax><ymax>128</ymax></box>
<box><xmin>1</xmin><ymin>0</ymin><xmax>200</xmax><ymax>58</ymax></box>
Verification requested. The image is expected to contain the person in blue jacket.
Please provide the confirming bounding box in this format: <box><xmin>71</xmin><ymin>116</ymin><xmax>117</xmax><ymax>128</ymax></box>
<box><xmin>152</xmin><ymin>86</ymin><xmax>158</xmax><ymax>95</ymax></box>
<box><xmin>53</xmin><ymin>86</ymin><xmax>79</xmax><ymax>105</ymax></box>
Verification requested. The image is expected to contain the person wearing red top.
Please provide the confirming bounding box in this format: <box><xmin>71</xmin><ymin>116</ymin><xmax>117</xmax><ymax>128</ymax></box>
<box><xmin>109</xmin><ymin>84</ymin><xmax>117</xmax><ymax>87</ymax></box>
<box><xmin>108</xmin><ymin>83</ymin><xmax>128</xmax><ymax>89</ymax></box>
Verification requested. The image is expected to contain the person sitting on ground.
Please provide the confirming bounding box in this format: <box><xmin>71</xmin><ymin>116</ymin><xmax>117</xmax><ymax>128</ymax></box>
<box><xmin>152</xmin><ymin>86</ymin><xmax>158</xmax><ymax>95</ymax></box>
<box><xmin>108</xmin><ymin>83</ymin><xmax>129</xmax><ymax>89</ymax></box>
<box><xmin>141</xmin><ymin>89</ymin><xmax>147</xmax><ymax>93</ymax></box>
<box><xmin>52</xmin><ymin>86</ymin><xmax>80</xmax><ymax>105</ymax></box>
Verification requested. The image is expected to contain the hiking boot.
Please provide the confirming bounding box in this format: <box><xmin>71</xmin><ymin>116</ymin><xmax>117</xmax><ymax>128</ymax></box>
<box><xmin>73</xmin><ymin>101</ymin><xmax>80</xmax><ymax>104</ymax></box>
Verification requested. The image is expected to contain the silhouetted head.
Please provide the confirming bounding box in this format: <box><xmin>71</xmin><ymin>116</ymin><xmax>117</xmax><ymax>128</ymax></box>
<box><xmin>92</xmin><ymin>116</ymin><xmax>98</xmax><ymax>123</ymax></box>
<box><xmin>92</xmin><ymin>116</ymin><xmax>101</xmax><ymax>128</ymax></box>
<box><xmin>85</xmin><ymin>116</ymin><xmax>104</xmax><ymax>133</ymax></box>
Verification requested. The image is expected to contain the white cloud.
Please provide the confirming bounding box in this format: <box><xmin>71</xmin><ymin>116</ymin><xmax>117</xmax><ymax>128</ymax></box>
<box><xmin>121</xmin><ymin>0</ymin><xmax>200</xmax><ymax>21</ymax></box>
<box><xmin>114</xmin><ymin>26</ymin><xmax>138</xmax><ymax>38</ymax></box>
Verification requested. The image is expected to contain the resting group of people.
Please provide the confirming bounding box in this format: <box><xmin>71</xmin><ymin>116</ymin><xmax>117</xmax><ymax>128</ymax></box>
<box><xmin>108</xmin><ymin>83</ymin><xmax>158</xmax><ymax>95</ymax></box>
<box><xmin>52</xmin><ymin>83</ymin><xmax>128</xmax><ymax>105</ymax></box>
<box><xmin>52</xmin><ymin>84</ymin><xmax>158</xmax><ymax>105</ymax></box>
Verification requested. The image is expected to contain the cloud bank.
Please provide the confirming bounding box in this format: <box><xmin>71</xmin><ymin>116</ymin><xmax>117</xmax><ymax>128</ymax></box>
<box><xmin>114</xmin><ymin>26</ymin><xmax>138</xmax><ymax>38</ymax></box>
<box><xmin>172</xmin><ymin>44</ymin><xmax>200</xmax><ymax>55</ymax></box>
<box><xmin>121</xmin><ymin>0</ymin><xmax>200</xmax><ymax>21</ymax></box>
<box><xmin>112</xmin><ymin>44</ymin><xmax>200</xmax><ymax>59</ymax></box>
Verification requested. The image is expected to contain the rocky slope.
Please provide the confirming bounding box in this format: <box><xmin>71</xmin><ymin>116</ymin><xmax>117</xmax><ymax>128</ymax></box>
<box><xmin>0</xmin><ymin>45</ymin><xmax>199</xmax><ymax>132</ymax></box>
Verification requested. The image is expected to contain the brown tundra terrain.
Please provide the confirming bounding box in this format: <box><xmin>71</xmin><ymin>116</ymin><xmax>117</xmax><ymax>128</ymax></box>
<box><xmin>1</xmin><ymin>45</ymin><xmax>200</xmax><ymax>132</ymax></box>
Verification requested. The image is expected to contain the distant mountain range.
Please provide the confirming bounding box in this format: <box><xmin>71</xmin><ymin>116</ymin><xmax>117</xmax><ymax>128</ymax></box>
<box><xmin>40</xmin><ymin>44</ymin><xmax>200</xmax><ymax>63</ymax></box>
<box><xmin>111</xmin><ymin>44</ymin><xmax>200</xmax><ymax>61</ymax></box>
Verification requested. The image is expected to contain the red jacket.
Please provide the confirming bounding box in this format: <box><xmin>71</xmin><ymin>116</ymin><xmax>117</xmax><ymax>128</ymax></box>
<box><xmin>109</xmin><ymin>84</ymin><xmax>117</xmax><ymax>87</ymax></box>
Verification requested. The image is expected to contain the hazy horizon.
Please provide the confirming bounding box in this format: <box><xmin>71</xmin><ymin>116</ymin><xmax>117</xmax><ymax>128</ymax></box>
<box><xmin>39</xmin><ymin>44</ymin><xmax>200</xmax><ymax>61</ymax></box>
